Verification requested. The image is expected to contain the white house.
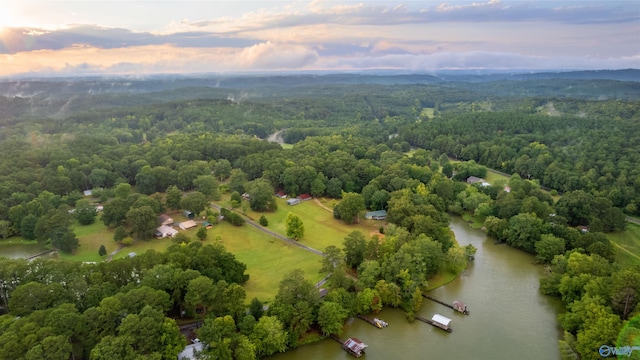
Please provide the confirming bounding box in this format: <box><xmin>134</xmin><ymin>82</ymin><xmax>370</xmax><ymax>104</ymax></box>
<box><xmin>155</xmin><ymin>225</ymin><xmax>178</xmax><ymax>238</ymax></box>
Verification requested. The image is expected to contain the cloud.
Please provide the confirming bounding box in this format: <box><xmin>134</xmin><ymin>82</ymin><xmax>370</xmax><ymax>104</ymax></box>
<box><xmin>0</xmin><ymin>42</ymin><xmax>322</xmax><ymax>76</ymax></box>
<box><xmin>179</xmin><ymin>0</ymin><xmax>639</xmax><ymax>35</ymax></box>
<box><xmin>318</xmin><ymin>51</ymin><xmax>640</xmax><ymax>71</ymax></box>
<box><xmin>239</xmin><ymin>41</ymin><xmax>319</xmax><ymax>69</ymax></box>
<box><xmin>0</xmin><ymin>25</ymin><xmax>257</xmax><ymax>54</ymax></box>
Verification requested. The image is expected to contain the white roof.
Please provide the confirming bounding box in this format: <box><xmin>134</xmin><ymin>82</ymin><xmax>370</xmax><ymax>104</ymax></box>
<box><xmin>431</xmin><ymin>314</ymin><xmax>452</xmax><ymax>326</ymax></box>
<box><xmin>157</xmin><ymin>225</ymin><xmax>178</xmax><ymax>235</ymax></box>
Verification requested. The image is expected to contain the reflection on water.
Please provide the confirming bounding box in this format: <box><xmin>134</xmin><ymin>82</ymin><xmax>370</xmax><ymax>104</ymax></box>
<box><xmin>268</xmin><ymin>217</ymin><xmax>562</xmax><ymax>360</ymax></box>
<box><xmin>0</xmin><ymin>242</ymin><xmax>56</xmax><ymax>260</ymax></box>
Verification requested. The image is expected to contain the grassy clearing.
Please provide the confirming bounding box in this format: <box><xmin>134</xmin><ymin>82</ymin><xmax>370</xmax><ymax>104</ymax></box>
<box><xmin>420</xmin><ymin>107</ymin><xmax>435</xmax><ymax>119</ymax></box>
<box><xmin>425</xmin><ymin>270</ymin><xmax>458</xmax><ymax>291</ymax></box>
<box><xmin>209</xmin><ymin>221</ymin><xmax>324</xmax><ymax>303</ymax></box>
<box><xmin>607</xmin><ymin>223</ymin><xmax>640</xmax><ymax>267</ymax></box>
<box><xmin>461</xmin><ymin>212</ymin><xmax>484</xmax><ymax>229</ymax></box>
<box><xmin>243</xmin><ymin>197</ymin><xmax>382</xmax><ymax>252</ymax></box>
<box><xmin>65</xmin><ymin>221</ymin><xmax>118</xmax><ymax>262</ymax></box>
<box><xmin>484</xmin><ymin>169</ymin><xmax>510</xmax><ymax>185</ymax></box>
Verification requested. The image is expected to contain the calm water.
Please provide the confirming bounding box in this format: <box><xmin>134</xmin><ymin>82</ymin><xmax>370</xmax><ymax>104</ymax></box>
<box><xmin>0</xmin><ymin>242</ymin><xmax>55</xmax><ymax>259</ymax></box>
<box><xmin>268</xmin><ymin>217</ymin><xmax>562</xmax><ymax>360</ymax></box>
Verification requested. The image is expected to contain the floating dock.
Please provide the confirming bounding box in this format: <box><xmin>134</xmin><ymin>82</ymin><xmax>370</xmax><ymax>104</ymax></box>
<box><xmin>416</xmin><ymin>314</ymin><xmax>453</xmax><ymax>333</ymax></box>
<box><xmin>423</xmin><ymin>294</ymin><xmax>470</xmax><ymax>315</ymax></box>
<box><xmin>357</xmin><ymin>315</ymin><xmax>388</xmax><ymax>328</ymax></box>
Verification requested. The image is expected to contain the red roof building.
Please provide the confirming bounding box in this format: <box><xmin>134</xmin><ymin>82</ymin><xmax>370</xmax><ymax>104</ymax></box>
<box><xmin>343</xmin><ymin>338</ymin><xmax>368</xmax><ymax>357</ymax></box>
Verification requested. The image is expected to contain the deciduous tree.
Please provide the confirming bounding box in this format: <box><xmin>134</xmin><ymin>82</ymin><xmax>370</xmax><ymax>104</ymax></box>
<box><xmin>181</xmin><ymin>191</ymin><xmax>208</xmax><ymax>217</ymax></box>
<box><xmin>318</xmin><ymin>302</ymin><xmax>348</xmax><ymax>335</ymax></box>
<box><xmin>336</xmin><ymin>192</ymin><xmax>365</xmax><ymax>224</ymax></box>
<box><xmin>246</xmin><ymin>178</ymin><xmax>277</xmax><ymax>212</ymax></box>
<box><xmin>285</xmin><ymin>213</ymin><xmax>304</xmax><ymax>240</ymax></box>
<box><xmin>126</xmin><ymin>206</ymin><xmax>157</xmax><ymax>240</ymax></box>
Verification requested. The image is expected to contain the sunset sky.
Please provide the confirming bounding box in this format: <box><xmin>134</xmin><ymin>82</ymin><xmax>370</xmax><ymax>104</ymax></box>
<box><xmin>0</xmin><ymin>0</ymin><xmax>638</xmax><ymax>76</ymax></box>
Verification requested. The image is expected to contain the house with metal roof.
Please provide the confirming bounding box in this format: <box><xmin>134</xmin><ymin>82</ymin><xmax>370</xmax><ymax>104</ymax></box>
<box><xmin>342</xmin><ymin>338</ymin><xmax>368</xmax><ymax>358</ymax></box>
<box><xmin>365</xmin><ymin>210</ymin><xmax>387</xmax><ymax>220</ymax></box>
<box><xmin>155</xmin><ymin>225</ymin><xmax>178</xmax><ymax>238</ymax></box>
<box><xmin>179</xmin><ymin>220</ymin><xmax>198</xmax><ymax>230</ymax></box>
<box><xmin>431</xmin><ymin>314</ymin><xmax>452</xmax><ymax>331</ymax></box>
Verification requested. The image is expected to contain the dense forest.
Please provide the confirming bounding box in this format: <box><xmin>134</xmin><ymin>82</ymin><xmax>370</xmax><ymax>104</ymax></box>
<box><xmin>0</xmin><ymin>71</ymin><xmax>638</xmax><ymax>359</ymax></box>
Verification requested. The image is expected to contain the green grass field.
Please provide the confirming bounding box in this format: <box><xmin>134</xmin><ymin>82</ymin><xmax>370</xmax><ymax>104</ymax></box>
<box><xmin>484</xmin><ymin>169</ymin><xmax>509</xmax><ymax>185</ymax></box>
<box><xmin>63</xmin><ymin>221</ymin><xmax>118</xmax><ymax>262</ymax></box>
<box><xmin>420</xmin><ymin>107</ymin><xmax>435</xmax><ymax>119</ymax></box>
<box><xmin>244</xmin><ymin>197</ymin><xmax>381</xmax><ymax>252</ymax></box>
<box><xmin>607</xmin><ymin>223</ymin><xmax>640</xmax><ymax>267</ymax></box>
<box><xmin>207</xmin><ymin>221</ymin><xmax>324</xmax><ymax>303</ymax></box>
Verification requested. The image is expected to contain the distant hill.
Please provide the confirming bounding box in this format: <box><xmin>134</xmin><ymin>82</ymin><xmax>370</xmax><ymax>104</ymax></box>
<box><xmin>515</xmin><ymin>69</ymin><xmax>640</xmax><ymax>82</ymax></box>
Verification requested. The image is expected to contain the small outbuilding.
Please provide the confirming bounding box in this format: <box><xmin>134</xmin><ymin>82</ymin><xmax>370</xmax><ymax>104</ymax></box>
<box><xmin>343</xmin><ymin>338</ymin><xmax>368</xmax><ymax>358</ymax></box>
<box><xmin>431</xmin><ymin>314</ymin><xmax>452</xmax><ymax>331</ymax></box>
<box><xmin>298</xmin><ymin>194</ymin><xmax>312</xmax><ymax>201</ymax></box>
<box><xmin>202</xmin><ymin>221</ymin><xmax>213</xmax><ymax>229</ymax></box>
<box><xmin>179</xmin><ymin>220</ymin><xmax>198</xmax><ymax>230</ymax></box>
<box><xmin>365</xmin><ymin>210</ymin><xmax>387</xmax><ymax>220</ymax></box>
<box><xmin>158</xmin><ymin>214</ymin><xmax>174</xmax><ymax>226</ymax></box>
<box><xmin>287</xmin><ymin>198</ymin><xmax>301</xmax><ymax>206</ymax></box>
<box><xmin>276</xmin><ymin>191</ymin><xmax>287</xmax><ymax>199</ymax></box>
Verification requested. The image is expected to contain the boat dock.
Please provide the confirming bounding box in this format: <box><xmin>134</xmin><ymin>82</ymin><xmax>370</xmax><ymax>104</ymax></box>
<box><xmin>329</xmin><ymin>335</ymin><xmax>368</xmax><ymax>358</ymax></box>
<box><xmin>415</xmin><ymin>315</ymin><xmax>453</xmax><ymax>333</ymax></box>
<box><xmin>422</xmin><ymin>294</ymin><xmax>470</xmax><ymax>315</ymax></box>
<box><xmin>25</xmin><ymin>249</ymin><xmax>57</xmax><ymax>261</ymax></box>
<box><xmin>357</xmin><ymin>315</ymin><xmax>388</xmax><ymax>328</ymax></box>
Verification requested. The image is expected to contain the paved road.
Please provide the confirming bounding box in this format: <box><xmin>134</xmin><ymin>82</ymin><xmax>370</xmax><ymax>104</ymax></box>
<box><xmin>210</xmin><ymin>204</ymin><xmax>324</xmax><ymax>256</ymax></box>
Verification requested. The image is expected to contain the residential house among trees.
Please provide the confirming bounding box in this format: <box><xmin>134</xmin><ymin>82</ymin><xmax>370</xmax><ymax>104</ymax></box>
<box><xmin>365</xmin><ymin>210</ymin><xmax>387</xmax><ymax>220</ymax></box>
<box><xmin>155</xmin><ymin>225</ymin><xmax>178</xmax><ymax>238</ymax></box>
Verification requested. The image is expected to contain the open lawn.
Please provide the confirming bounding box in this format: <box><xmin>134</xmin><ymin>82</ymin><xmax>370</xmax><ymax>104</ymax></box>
<box><xmin>425</xmin><ymin>270</ymin><xmax>458</xmax><ymax>291</ymax></box>
<box><xmin>608</xmin><ymin>223</ymin><xmax>640</xmax><ymax>267</ymax></box>
<box><xmin>244</xmin><ymin>197</ymin><xmax>383</xmax><ymax>252</ymax></box>
<box><xmin>206</xmin><ymin>221</ymin><xmax>324</xmax><ymax>303</ymax></box>
<box><xmin>105</xmin><ymin>210</ymin><xmax>325</xmax><ymax>302</ymax></box>
<box><xmin>484</xmin><ymin>169</ymin><xmax>510</xmax><ymax>185</ymax></box>
<box><xmin>67</xmin><ymin>221</ymin><xmax>118</xmax><ymax>262</ymax></box>
<box><xmin>420</xmin><ymin>107</ymin><xmax>435</xmax><ymax>119</ymax></box>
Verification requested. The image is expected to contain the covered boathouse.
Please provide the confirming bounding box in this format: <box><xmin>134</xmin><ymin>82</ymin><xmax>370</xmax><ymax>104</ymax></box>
<box><xmin>343</xmin><ymin>337</ymin><xmax>368</xmax><ymax>357</ymax></box>
<box><xmin>431</xmin><ymin>314</ymin><xmax>452</xmax><ymax>331</ymax></box>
